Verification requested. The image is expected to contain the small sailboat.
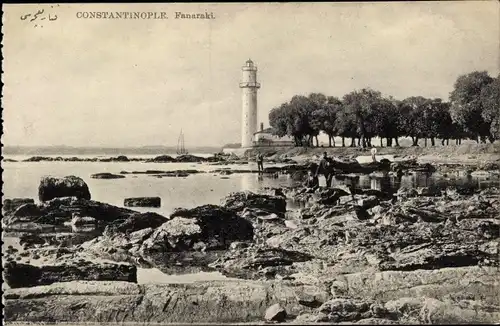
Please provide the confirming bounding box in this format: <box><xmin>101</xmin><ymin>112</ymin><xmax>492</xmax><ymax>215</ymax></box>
<box><xmin>176</xmin><ymin>129</ymin><xmax>188</xmax><ymax>155</ymax></box>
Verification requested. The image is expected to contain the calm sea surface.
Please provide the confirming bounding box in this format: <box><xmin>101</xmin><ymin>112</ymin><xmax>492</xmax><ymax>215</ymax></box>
<box><xmin>2</xmin><ymin>154</ymin><xmax>297</xmax><ymax>216</ymax></box>
<box><xmin>3</xmin><ymin>154</ymin><xmax>498</xmax><ymax>213</ymax></box>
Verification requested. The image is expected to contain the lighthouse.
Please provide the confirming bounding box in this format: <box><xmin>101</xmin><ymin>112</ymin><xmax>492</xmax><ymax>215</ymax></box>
<box><xmin>239</xmin><ymin>59</ymin><xmax>260</xmax><ymax>148</ymax></box>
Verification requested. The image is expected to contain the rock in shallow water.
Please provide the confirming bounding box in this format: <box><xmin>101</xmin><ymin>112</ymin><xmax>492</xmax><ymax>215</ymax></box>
<box><xmin>124</xmin><ymin>197</ymin><xmax>161</xmax><ymax>207</ymax></box>
<box><xmin>38</xmin><ymin>176</ymin><xmax>91</xmax><ymax>202</ymax></box>
<box><xmin>90</xmin><ymin>173</ymin><xmax>126</xmax><ymax>179</ymax></box>
<box><xmin>221</xmin><ymin>191</ymin><xmax>287</xmax><ymax>217</ymax></box>
<box><xmin>31</xmin><ymin>197</ymin><xmax>137</xmax><ymax>225</ymax></box>
<box><xmin>140</xmin><ymin>205</ymin><xmax>254</xmax><ymax>253</ymax></box>
<box><xmin>3</xmin><ymin>261</ymin><xmax>137</xmax><ymax>288</ymax></box>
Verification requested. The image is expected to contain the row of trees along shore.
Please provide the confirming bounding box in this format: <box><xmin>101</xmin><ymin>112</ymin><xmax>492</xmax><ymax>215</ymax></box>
<box><xmin>269</xmin><ymin>71</ymin><xmax>499</xmax><ymax>148</ymax></box>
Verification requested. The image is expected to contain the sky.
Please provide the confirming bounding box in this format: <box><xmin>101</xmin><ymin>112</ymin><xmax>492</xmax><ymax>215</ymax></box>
<box><xmin>2</xmin><ymin>2</ymin><xmax>499</xmax><ymax>147</ymax></box>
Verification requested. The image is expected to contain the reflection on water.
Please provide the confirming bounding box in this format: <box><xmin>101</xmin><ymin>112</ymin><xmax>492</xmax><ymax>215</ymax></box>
<box><xmin>239</xmin><ymin>172</ymin><xmax>293</xmax><ymax>192</ymax></box>
<box><xmin>2</xmin><ymin>161</ymin><xmax>296</xmax><ymax>217</ymax></box>
<box><xmin>240</xmin><ymin>173</ymin><xmax>259</xmax><ymax>192</ymax></box>
<box><xmin>137</xmin><ymin>268</ymin><xmax>230</xmax><ymax>284</ymax></box>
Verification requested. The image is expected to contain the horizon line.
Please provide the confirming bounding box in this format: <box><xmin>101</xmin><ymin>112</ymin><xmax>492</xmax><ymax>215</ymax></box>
<box><xmin>2</xmin><ymin>145</ymin><xmax>227</xmax><ymax>148</ymax></box>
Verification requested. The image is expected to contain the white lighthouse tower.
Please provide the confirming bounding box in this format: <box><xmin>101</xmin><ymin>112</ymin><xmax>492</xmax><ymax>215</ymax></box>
<box><xmin>239</xmin><ymin>59</ymin><xmax>260</xmax><ymax>148</ymax></box>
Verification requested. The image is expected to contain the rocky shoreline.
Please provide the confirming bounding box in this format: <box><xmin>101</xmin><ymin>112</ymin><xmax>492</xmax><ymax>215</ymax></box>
<box><xmin>3</xmin><ymin>167</ymin><xmax>500</xmax><ymax>324</ymax></box>
<box><xmin>5</xmin><ymin>153</ymin><xmax>500</xmax><ymax>179</ymax></box>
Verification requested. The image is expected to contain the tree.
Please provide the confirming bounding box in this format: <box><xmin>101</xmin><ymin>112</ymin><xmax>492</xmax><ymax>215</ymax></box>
<box><xmin>371</xmin><ymin>97</ymin><xmax>400</xmax><ymax>147</ymax></box>
<box><xmin>421</xmin><ymin>99</ymin><xmax>453</xmax><ymax>146</ymax></box>
<box><xmin>288</xmin><ymin>95</ymin><xmax>316</xmax><ymax>147</ymax></box>
<box><xmin>323</xmin><ymin>96</ymin><xmax>342</xmax><ymax>147</ymax></box>
<box><xmin>450</xmin><ymin>71</ymin><xmax>494</xmax><ymax>142</ymax></box>
<box><xmin>308</xmin><ymin>93</ymin><xmax>328</xmax><ymax>147</ymax></box>
<box><xmin>430</xmin><ymin>101</ymin><xmax>455</xmax><ymax>145</ymax></box>
<box><xmin>480</xmin><ymin>75</ymin><xmax>500</xmax><ymax>141</ymax></box>
<box><xmin>399</xmin><ymin>96</ymin><xmax>429</xmax><ymax>146</ymax></box>
<box><xmin>342</xmin><ymin>88</ymin><xmax>383</xmax><ymax>148</ymax></box>
<box><xmin>269</xmin><ymin>104</ymin><xmax>289</xmax><ymax>138</ymax></box>
<box><xmin>334</xmin><ymin>103</ymin><xmax>358</xmax><ymax>147</ymax></box>
<box><xmin>267</xmin><ymin>69</ymin><xmax>497</xmax><ymax>148</ymax></box>
<box><xmin>269</xmin><ymin>96</ymin><xmax>317</xmax><ymax>147</ymax></box>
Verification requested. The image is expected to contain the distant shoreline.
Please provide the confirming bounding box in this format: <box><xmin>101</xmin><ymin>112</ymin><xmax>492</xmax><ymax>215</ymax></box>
<box><xmin>1</xmin><ymin>153</ymin><xmax>224</xmax><ymax>163</ymax></box>
<box><xmin>2</xmin><ymin>146</ymin><xmax>225</xmax><ymax>156</ymax></box>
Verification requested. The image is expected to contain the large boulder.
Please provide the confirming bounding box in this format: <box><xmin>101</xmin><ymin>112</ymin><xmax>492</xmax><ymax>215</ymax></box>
<box><xmin>140</xmin><ymin>205</ymin><xmax>254</xmax><ymax>253</ymax></box>
<box><xmin>104</xmin><ymin>212</ymin><xmax>169</xmax><ymax>236</ymax></box>
<box><xmin>78</xmin><ymin>206</ymin><xmax>254</xmax><ymax>269</ymax></box>
<box><xmin>3</xmin><ymin>261</ymin><xmax>137</xmax><ymax>288</ymax></box>
<box><xmin>38</xmin><ymin>176</ymin><xmax>91</xmax><ymax>202</ymax></box>
<box><xmin>221</xmin><ymin>191</ymin><xmax>287</xmax><ymax>217</ymax></box>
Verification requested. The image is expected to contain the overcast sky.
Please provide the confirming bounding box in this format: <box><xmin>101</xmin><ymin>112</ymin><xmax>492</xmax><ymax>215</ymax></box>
<box><xmin>3</xmin><ymin>2</ymin><xmax>499</xmax><ymax>147</ymax></box>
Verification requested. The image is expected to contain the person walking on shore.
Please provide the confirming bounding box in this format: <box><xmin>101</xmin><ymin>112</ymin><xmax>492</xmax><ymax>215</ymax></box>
<box><xmin>315</xmin><ymin>152</ymin><xmax>333</xmax><ymax>187</ymax></box>
<box><xmin>257</xmin><ymin>152</ymin><xmax>264</xmax><ymax>173</ymax></box>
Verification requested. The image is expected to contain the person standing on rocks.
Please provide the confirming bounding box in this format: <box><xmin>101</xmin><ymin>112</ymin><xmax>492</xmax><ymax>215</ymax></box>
<box><xmin>315</xmin><ymin>152</ymin><xmax>333</xmax><ymax>187</ymax></box>
<box><xmin>257</xmin><ymin>152</ymin><xmax>264</xmax><ymax>173</ymax></box>
<box><xmin>371</xmin><ymin>147</ymin><xmax>377</xmax><ymax>162</ymax></box>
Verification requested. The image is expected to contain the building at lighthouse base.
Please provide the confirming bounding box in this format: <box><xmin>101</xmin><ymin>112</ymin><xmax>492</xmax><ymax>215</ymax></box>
<box><xmin>253</xmin><ymin>126</ymin><xmax>294</xmax><ymax>147</ymax></box>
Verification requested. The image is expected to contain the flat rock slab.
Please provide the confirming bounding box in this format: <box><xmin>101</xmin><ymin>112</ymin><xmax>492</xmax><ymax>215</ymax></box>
<box><xmin>4</xmin><ymin>280</ymin><xmax>324</xmax><ymax>324</ymax></box>
<box><xmin>6</xmin><ymin>270</ymin><xmax>498</xmax><ymax>324</ymax></box>
<box><xmin>329</xmin><ymin>266</ymin><xmax>499</xmax><ymax>305</ymax></box>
